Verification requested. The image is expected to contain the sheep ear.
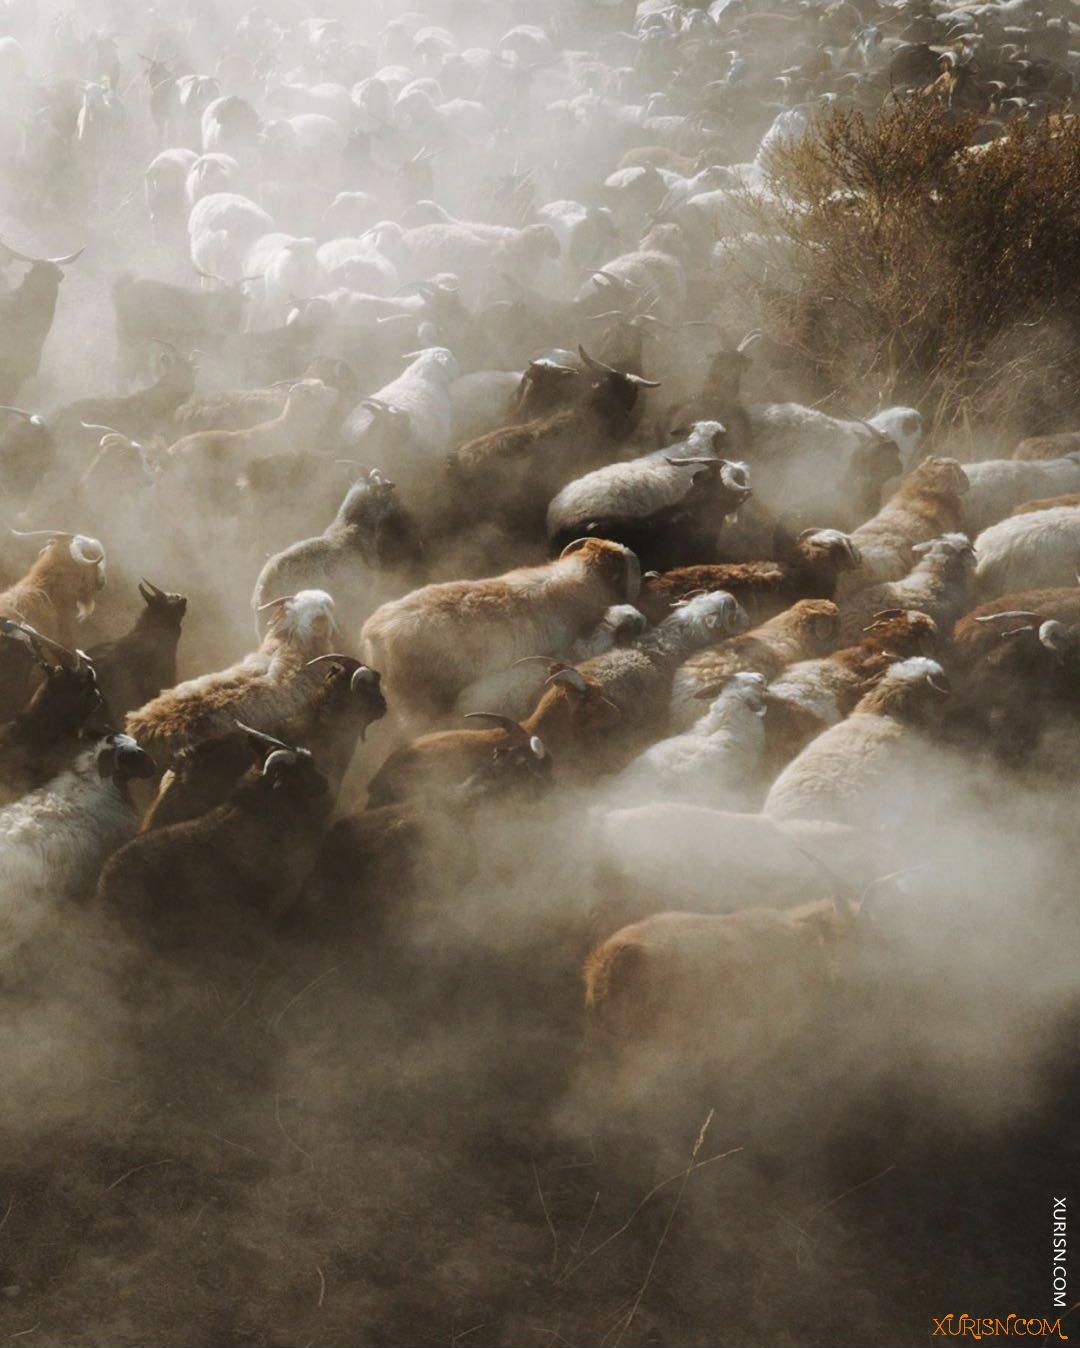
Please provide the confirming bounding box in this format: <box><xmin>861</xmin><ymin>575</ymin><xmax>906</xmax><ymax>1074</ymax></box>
<box><xmin>911</xmin><ymin>541</ymin><xmax>934</xmax><ymax>555</ymax></box>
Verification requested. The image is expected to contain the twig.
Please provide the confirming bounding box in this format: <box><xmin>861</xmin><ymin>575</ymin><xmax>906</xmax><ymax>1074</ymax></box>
<box><xmin>606</xmin><ymin>1109</ymin><xmax>714</xmax><ymax>1348</ymax></box>
<box><xmin>569</xmin><ymin>1191</ymin><xmax>600</xmax><ymax>1262</ymax></box>
<box><xmin>558</xmin><ymin>1141</ymin><xmax>743</xmax><ymax>1285</ymax></box>
<box><xmin>315</xmin><ymin>1264</ymin><xmax>326</xmax><ymax>1309</ymax></box>
<box><xmin>9</xmin><ymin>1324</ymin><xmax>39</xmax><ymax>1340</ymax></box>
<box><xmin>0</xmin><ymin>1192</ymin><xmax>13</xmax><ymax>1237</ymax></box>
<box><xmin>795</xmin><ymin>1162</ymin><xmax>897</xmax><ymax>1268</ymax></box>
<box><xmin>105</xmin><ymin>1159</ymin><xmax>174</xmax><ymax>1192</ymax></box>
<box><xmin>532</xmin><ymin>1160</ymin><xmax>559</xmax><ymax>1276</ymax></box>
<box><xmin>273</xmin><ymin>964</ymin><xmax>343</xmax><ymax>1031</ymax></box>
<box><xmin>449</xmin><ymin>1322</ymin><xmax>488</xmax><ymax>1346</ymax></box>
<box><xmin>274</xmin><ymin>1095</ymin><xmax>313</xmax><ymax>1169</ymax></box>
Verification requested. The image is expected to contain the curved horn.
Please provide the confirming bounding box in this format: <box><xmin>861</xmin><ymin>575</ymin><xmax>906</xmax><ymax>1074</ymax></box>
<box><xmin>463</xmin><ymin>711</ymin><xmax>527</xmax><ymax>738</ymax></box>
<box><xmin>665</xmin><ymin>456</ymin><xmax>718</xmax><ymax>467</ymax></box>
<box><xmin>11</xmin><ymin>527</ymin><xmax>71</xmax><ymax>540</ymax></box>
<box><xmin>48</xmin><ymin>248</ymin><xmax>85</xmax><ymax>266</ymax></box>
<box><xmin>0</xmin><ymin>239</ymin><xmax>38</xmax><ymax>264</ymax></box>
<box><xmin>0</xmin><ymin>405</ymin><xmax>38</xmax><ymax>420</ymax></box>
<box><xmin>256</xmin><ymin>594</ymin><xmax>295</xmax><ymax>611</ymax></box>
<box><xmin>234</xmin><ymin>719</ymin><xmax>292</xmax><ymax>753</ymax></box>
<box><xmin>137</xmin><ymin>577</ymin><xmax>167</xmax><ymax>602</ymax></box>
<box><xmin>973</xmin><ymin>610</ymin><xmax>1044</xmax><ymax>624</ymax></box>
<box><xmin>627</xmin><ymin>372</ymin><xmax>662</xmax><ymax>388</ymax></box>
<box><xmin>736</xmin><ymin>330</ymin><xmax>763</xmax><ymax>353</ymax></box>
<box><xmin>559</xmin><ymin>538</ymin><xmax>593</xmax><ymax>557</ymax></box>
<box><xmin>262</xmin><ymin>747</ymin><xmax>299</xmax><ymax>774</ymax></box>
<box><xmin>545</xmin><ymin>668</ymin><xmax>588</xmax><ymax>694</ymax></box>
<box><xmin>577</xmin><ymin>345</ymin><xmax>618</xmax><ymax>377</ymax></box>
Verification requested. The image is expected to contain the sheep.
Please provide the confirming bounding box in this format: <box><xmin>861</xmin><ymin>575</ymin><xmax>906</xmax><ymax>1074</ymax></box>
<box><xmin>592</xmin><ymin>805</ymin><xmax>874</xmax><ymax>927</ymax></box>
<box><xmin>960</xmin><ymin>454</ymin><xmax>1080</xmax><ymax>536</ymax></box>
<box><xmin>86</xmin><ymin>580</ymin><xmax>187</xmax><ymax>724</ymax></box>
<box><xmin>670</xmin><ymin>600</ymin><xmax>842</xmax><ymax>730</ymax></box>
<box><xmin>545</xmin><ymin>421</ymin><xmax>753</xmax><ymax>570</ymax></box>
<box><xmin>582</xmin><ymin>899</ymin><xmax>854</xmax><ymax>1077</ymax></box>
<box><xmin>609</xmin><ymin>671</ymin><xmax>768</xmax><ymax>809</ymax></box>
<box><xmin>763</xmin><ymin>656</ymin><xmax>953</xmax><ymax>826</ymax></box>
<box><xmin>535</xmin><ymin>200</ymin><xmax>619</xmax><ymax>294</ymax></box>
<box><xmin>451</xmin><ymin>605</ymin><xmax>647</xmax><ymax>721</ymax></box>
<box><xmin>125</xmin><ymin>590</ymin><xmax>340</xmax><ymax>770</ymax></box>
<box><xmin>317</xmin><ymin>236</ymin><xmax>399</xmax><ymax>295</ymax></box>
<box><xmin>361</xmin><ymin>538</ymin><xmax>642</xmax><ymax>726</ymax></box>
<box><xmin>143</xmin><ymin>658</ymin><xmax>386</xmax><ymax>832</ymax></box>
<box><xmin>0</xmin><ymin>242</ymin><xmax>85</xmax><ymax>401</ymax></box>
<box><xmin>0</xmin><ymin>626</ymin><xmax>101</xmax><ymax>805</ymax></box>
<box><xmin>841</xmin><ymin>457</ymin><xmax>971</xmax><ymax>587</ymax></box>
<box><xmin>638</xmin><ymin>527</ymin><xmax>861</xmax><ymax>624</ymax></box>
<box><xmin>762</xmin><ymin>610</ymin><xmax>941</xmax><ymax>772</ymax></box>
<box><xmin>743</xmin><ymin>405</ymin><xmax>906</xmax><ymax>533</ymax></box>
<box><xmin>0</xmin><ymin>732</ymin><xmax>155</xmax><ymax>962</ymax></box>
<box><xmin>449</xmin><ymin>370</ymin><xmax>524</xmax><ymax>445</ymax></box>
<box><xmin>339</xmin><ymin>347</ymin><xmax>460</xmax><ymax>478</ymax></box>
<box><xmin>144</xmin><ymin>147</ymin><xmax>199</xmax><ymax>227</ymax></box>
<box><xmin>187</xmin><ymin>192</ymin><xmax>274</xmax><ymax>283</ymax></box>
<box><xmin>835</xmin><ymin>533</ymin><xmax>977</xmax><ymax>641</ymax></box>
<box><xmin>184</xmin><ymin>151</ymin><xmax>241</xmax><ymax>208</ymax></box>
<box><xmin>1013</xmin><ymin>430</ymin><xmax>1080</xmax><ymax>461</ymax></box>
<box><xmin>442</xmin><ymin>346</ymin><xmax>659</xmax><ymax>537</ymax></box>
<box><xmin>370</xmin><ymin>218</ymin><xmax>560</xmax><ymax>305</ymax></box>
<box><xmin>370</xmin><ymin>589</ymin><xmax>748</xmax><ymax>801</ymax></box>
<box><xmin>98</xmin><ymin>731</ymin><xmax>332</xmax><ymax>958</ymax></box>
<box><xmin>576</xmin><ymin>222</ymin><xmax>687</xmax><ymax>326</ymax></box>
<box><xmin>160</xmin><ymin>378</ymin><xmax>337</xmax><ymax>498</ymax></box>
<box><xmin>973</xmin><ymin>505</ymin><xmax>1080</xmax><ymax>598</ymax></box>
<box><xmin>251</xmin><ymin>469</ymin><xmax>418</xmax><ymax>634</ymax></box>
<box><xmin>242</xmin><ymin>233</ymin><xmax>324</xmax><ymax>330</ymax></box>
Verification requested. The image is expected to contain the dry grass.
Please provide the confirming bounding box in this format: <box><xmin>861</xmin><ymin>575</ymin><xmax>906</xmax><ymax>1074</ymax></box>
<box><xmin>756</xmin><ymin>102</ymin><xmax>1080</xmax><ymax>441</ymax></box>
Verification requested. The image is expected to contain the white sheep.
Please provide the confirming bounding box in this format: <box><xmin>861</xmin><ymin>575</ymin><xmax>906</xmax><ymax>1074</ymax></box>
<box><xmin>187</xmin><ymin>192</ymin><xmax>274</xmax><ymax>283</ymax></box>
<box><xmin>184</xmin><ymin>152</ymin><xmax>241</xmax><ymax>208</ymax></box>
<box><xmin>610</xmin><ymin>671</ymin><xmax>768</xmax><ymax>808</ymax></box>
<box><xmin>339</xmin><ymin>347</ymin><xmax>460</xmax><ymax>477</ymax></box>
<box><xmin>0</xmin><ymin>733</ymin><xmax>155</xmax><ymax>962</ymax></box>
<box><xmin>961</xmin><ymin>455</ymin><xmax>1080</xmax><ymax>535</ymax></box>
<box><xmin>836</xmin><ymin>533</ymin><xmax>976</xmax><ymax>640</ymax></box>
<box><xmin>973</xmin><ymin>505</ymin><xmax>1080</xmax><ymax>597</ymax></box>
<box><xmin>316</xmin><ymin>236</ymin><xmax>399</xmax><ymax>295</ymax></box>
<box><xmin>241</xmin><ymin>233</ymin><xmax>324</xmax><ymax>330</ymax></box>
<box><xmin>763</xmin><ymin>656</ymin><xmax>952</xmax><ymax>826</ymax></box>
<box><xmin>145</xmin><ymin>147</ymin><xmax>198</xmax><ymax>227</ymax></box>
<box><xmin>576</xmin><ymin>222</ymin><xmax>687</xmax><ymax>325</ymax></box>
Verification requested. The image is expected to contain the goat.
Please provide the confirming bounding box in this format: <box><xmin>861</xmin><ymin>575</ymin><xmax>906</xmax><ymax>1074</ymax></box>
<box><xmin>51</xmin><ymin>343</ymin><xmax>196</xmax><ymax>445</ymax></box>
<box><xmin>0</xmin><ymin>732</ymin><xmax>155</xmax><ymax>961</ymax></box>
<box><xmin>0</xmin><ymin>240</ymin><xmax>84</xmax><ymax>400</ymax></box>
<box><xmin>443</xmin><ymin>346</ymin><xmax>659</xmax><ymax>538</ymax></box>
<box><xmin>0</xmin><ymin>623</ymin><xmax>101</xmax><ymax>805</ymax></box>
<box><xmin>112</xmin><ymin>275</ymin><xmax>245</xmax><ymax>383</ymax></box>
<box><xmin>160</xmin><ymin>379</ymin><xmax>337</xmax><ymax>498</ymax></box>
<box><xmin>671</xmin><ymin>599</ymin><xmax>842</xmax><ymax>729</ymax></box>
<box><xmin>339</xmin><ymin>346</ymin><xmax>460</xmax><ymax>479</ymax></box>
<box><xmin>125</xmin><ymin>590</ymin><xmax>339</xmax><ymax>769</ymax></box>
<box><xmin>86</xmin><ymin>580</ymin><xmax>187</xmax><ymax>723</ymax></box>
<box><xmin>836</xmin><ymin>533</ymin><xmax>977</xmax><ymax>640</ymax></box>
<box><xmin>763</xmin><ymin>657</ymin><xmax>952</xmax><ymax>825</ymax></box>
<box><xmin>361</xmin><ymin>538</ymin><xmax>642</xmax><ymax>726</ymax></box>
<box><xmin>639</xmin><ymin>527</ymin><xmax>861</xmax><ymax>624</ymax></box>
<box><xmin>144</xmin><ymin>657</ymin><xmax>386</xmax><ymax>832</ymax></box>
<box><xmin>98</xmin><ymin>731</ymin><xmax>330</xmax><ymax>958</ymax></box>
<box><xmin>0</xmin><ymin>405</ymin><xmax>55</xmax><ymax>499</ymax></box>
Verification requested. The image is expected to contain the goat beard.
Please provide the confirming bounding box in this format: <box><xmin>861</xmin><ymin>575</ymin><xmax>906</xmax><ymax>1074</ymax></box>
<box><xmin>77</xmin><ymin>598</ymin><xmax>96</xmax><ymax>622</ymax></box>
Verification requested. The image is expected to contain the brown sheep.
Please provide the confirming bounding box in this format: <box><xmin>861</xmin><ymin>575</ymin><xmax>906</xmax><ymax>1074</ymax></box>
<box><xmin>1013</xmin><ymin>430</ymin><xmax>1080</xmax><ymax>461</ymax></box>
<box><xmin>669</xmin><ymin>599</ymin><xmax>842</xmax><ymax>729</ymax></box>
<box><xmin>361</xmin><ymin>538</ymin><xmax>641</xmax><ymax>727</ymax></box>
<box><xmin>762</xmin><ymin>610</ymin><xmax>941</xmax><ymax>772</ymax></box>
<box><xmin>583</xmin><ymin>900</ymin><xmax>854</xmax><ymax>1073</ymax></box>
<box><xmin>1009</xmin><ymin>492</ymin><xmax>1080</xmax><ymax>515</ymax></box>
<box><xmin>638</xmin><ymin>527</ymin><xmax>861</xmax><ymax>624</ymax></box>
<box><xmin>843</xmin><ymin>456</ymin><xmax>969</xmax><ymax>586</ymax></box>
<box><xmin>951</xmin><ymin>586</ymin><xmax>1080</xmax><ymax>662</ymax></box>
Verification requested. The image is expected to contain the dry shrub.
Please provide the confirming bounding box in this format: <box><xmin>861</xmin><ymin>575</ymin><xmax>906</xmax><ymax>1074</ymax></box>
<box><xmin>757</xmin><ymin>100</ymin><xmax>1080</xmax><ymax>440</ymax></box>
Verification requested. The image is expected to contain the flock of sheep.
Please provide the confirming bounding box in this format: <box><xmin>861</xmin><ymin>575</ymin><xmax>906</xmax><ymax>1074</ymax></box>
<box><xmin>0</xmin><ymin>0</ymin><xmax>1077</xmax><ymax>1339</ymax></box>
